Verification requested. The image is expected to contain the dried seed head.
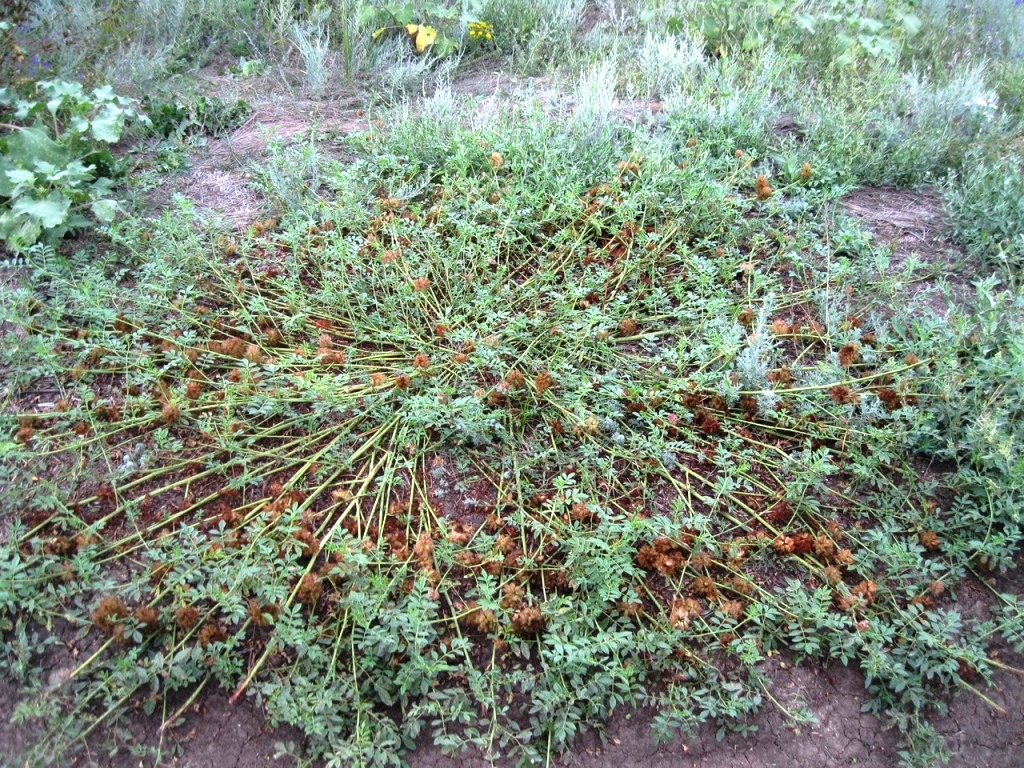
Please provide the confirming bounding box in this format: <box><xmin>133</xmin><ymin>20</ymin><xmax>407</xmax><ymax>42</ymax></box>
<box><xmin>221</xmin><ymin>337</ymin><xmax>246</xmax><ymax>358</ymax></box>
<box><xmin>198</xmin><ymin>622</ymin><xmax>227</xmax><ymax>647</ymax></box>
<box><xmin>617</xmin><ymin>600</ymin><xmax>644</xmax><ymax>618</ymax></box>
<box><xmin>692</xmin><ymin>575</ymin><xmax>718</xmax><ymax>599</ymax></box>
<box><xmin>134</xmin><ymin>606</ymin><xmax>160</xmax><ymax>633</ymax></box>
<box><xmin>823</xmin><ymin>566</ymin><xmax>843</xmax><ymax>585</ymax></box>
<box><xmin>851</xmin><ymin>579</ymin><xmax>878</xmax><ymax>605</ymax></box>
<box><xmin>462</xmin><ymin>602</ymin><xmax>498</xmax><ymax>633</ymax></box>
<box><xmin>92</xmin><ymin>596</ymin><xmax>128</xmax><ymax>635</ymax></box>
<box><xmin>718</xmin><ymin>600</ymin><xmax>745</xmax><ymax>620</ymax></box>
<box><xmin>618</xmin><ymin>318</ymin><xmax>639</xmax><ymax>336</ymax></box>
<box><xmin>293</xmin><ymin>528</ymin><xmax>320</xmax><ymax>558</ymax></box>
<box><xmin>412</xmin><ymin>277</ymin><xmax>431</xmax><ymax>291</ymax></box>
<box><xmin>296</xmin><ymin>573</ymin><xmax>323</xmax><ymax>606</ymax></box>
<box><xmin>755</xmin><ymin>174</ymin><xmax>773</xmax><ymax>200</ymax></box>
<box><xmin>535</xmin><ymin>371</ymin><xmax>554</xmax><ymax>395</ymax></box>
<box><xmin>511</xmin><ymin>604</ymin><xmax>546</xmax><ymax>636</ymax></box>
<box><xmin>838</xmin><ymin>343</ymin><xmax>860</xmax><ymax>368</ymax></box>
<box><xmin>829</xmin><ymin>385</ymin><xmax>856</xmax><ymax>405</ymax></box>
<box><xmin>175</xmin><ymin>605</ymin><xmax>200</xmax><ymax>631</ymax></box>
<box><xmin>161</xmin><ymin>402</ymin><xmax>181</xmax><ymax>423</ymax></box>
<box><xmin>412</xmin><ymin>353</ymin><xmax>430</xmax><ymax>369</ymax></box>
<box><xmin>813</xmin><ymin>534</ymin><xmax>836</xmax><ymax>560</ymax></box>
<box><xmin>247</xmin><ymin>600</ymin><xmax>280</xmax><ymax>627</ymax></box>
<box><xmin>877</xmin><ymin>388</ymin><xmax>901</xmax><ymax>411</ymax></box>
<box><xmin>669</xmin><ymin>597</ymin><xmax>703</xmax><ymax>630</ymax></box>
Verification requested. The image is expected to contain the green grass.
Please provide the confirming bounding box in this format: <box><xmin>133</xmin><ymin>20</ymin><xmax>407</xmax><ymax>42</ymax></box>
<box><xmin>2</xmin><ymin>2</ymin><xmax>1024</xmax><ymax>767</ymax></box>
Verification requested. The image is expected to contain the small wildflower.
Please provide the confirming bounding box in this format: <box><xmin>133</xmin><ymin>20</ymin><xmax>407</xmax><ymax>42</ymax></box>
<box><xmin>412</xmin><ymin>277</ymin><xmax>431</xmax><ymax>291</ymax></box>
<box><xmin>755</xmin><ymin>174</ymin><xmax>773</xmax><ymax>200</ymax></box>
<box><xmin>413</xmin><ymin>353</ymin><xmax>430</xmax><ymax>369</ymax></box>
<box><xmin>468</xmin><ymin>20</ymin><xmax>495</xmax><ymax>41</ymax></box>
<box><xmin>488</xmin><ymin>151</ymin><xmax>504</xmax><ymax>169</ymax></box>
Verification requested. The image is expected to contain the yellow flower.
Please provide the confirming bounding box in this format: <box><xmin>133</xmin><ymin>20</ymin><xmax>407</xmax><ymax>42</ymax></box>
<box><xmin>468</xmin><ymin>20</ymin><xmax>494</xmax><ymax>41</ymax></box>
<box><xmin>405</xmin><ymin>23</ymin><xmax>438</xmax><ymax>53</ymax></box>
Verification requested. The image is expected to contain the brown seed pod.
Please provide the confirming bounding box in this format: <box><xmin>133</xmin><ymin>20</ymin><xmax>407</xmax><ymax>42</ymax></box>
<box><xmin>134</xmin><ymin>606</ymin><xmax>160</xmax><ymax>634</ymax></box>
<box><xmin>221</xmin><ymin>337</ymin><xmax>246</xmax><ymax>358</ymax></box>
<box><xmin>618</xmin><ymin>318</ymin><xmax>639</xmax><ymax>336</ymax></box>
<box><xmin>838</xmin><ymin>343</ymin><xmax>860</xmax><ymax>368</ymax></box>
<box><xmin>510</xmin><ymin>604</ymin><xmax>546</xmax><ymax>636</ymax></box>
<box><xmin>175</xmin><ymin>605</ymin><xmax>201</xmax><ymax>631</ymax></box>
<box><xmin>296</xmin><ymin>573</ymin><xmax>323</xmax><ymax>606</ymax></box>
<box><xmin>669</xmin><ymin>597</ymin><xmax>703</xmax><ymax>630</ymax></box>
<box><xmin>198</xmin><ymin>623</ymin><xmax>227</xmax><ymax>647</ymax></box>
<box><xmin>91</xmin><ymin>596</ymin><xmax>128</xmax><ymax>635</ymax></box>
<box><xmin>535</xmin><ymin>371</ymin><xmax>554</xmax><ymax>395</ymax></box>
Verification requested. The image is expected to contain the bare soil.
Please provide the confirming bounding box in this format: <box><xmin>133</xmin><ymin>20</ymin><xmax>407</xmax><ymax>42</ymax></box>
<box><xmin>840</xmin><ymin>186</ymin><xmax>975</xmax><ymax>316</ymax></box>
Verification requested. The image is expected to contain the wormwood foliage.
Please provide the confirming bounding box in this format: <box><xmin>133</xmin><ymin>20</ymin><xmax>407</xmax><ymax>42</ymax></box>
<box><xmin>1</xmin><ymin>98</ymin><xmax>1022</xmax><ymax>767</ymax></box>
